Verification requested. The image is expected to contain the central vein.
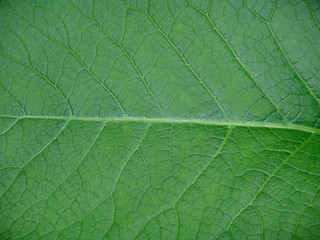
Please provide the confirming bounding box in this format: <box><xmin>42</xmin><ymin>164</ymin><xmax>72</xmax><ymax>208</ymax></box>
<box><xmin>1</xmin><ymin>114</ymin><xmax>319</xmax><ymax>134</ymax></box>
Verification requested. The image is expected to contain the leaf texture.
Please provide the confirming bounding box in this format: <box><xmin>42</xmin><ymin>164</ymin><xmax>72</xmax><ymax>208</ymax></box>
<box><xmin>0</xmin><ymin>0</ymin><xmax>320</xmax><ymax>239</ymax></box>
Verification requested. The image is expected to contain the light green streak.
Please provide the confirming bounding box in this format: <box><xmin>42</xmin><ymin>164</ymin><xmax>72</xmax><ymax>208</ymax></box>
<box><xmin>1</xmin><ymin>115</ymin><xmax>319</xmax><ymax>134</ymax></box>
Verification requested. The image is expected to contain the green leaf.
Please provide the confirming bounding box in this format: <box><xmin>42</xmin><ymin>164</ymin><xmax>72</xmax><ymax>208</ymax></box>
<box><xmin>1</xmin><ymin>0</ymin><xmax>320</xmax><ymax>239</ymax></box>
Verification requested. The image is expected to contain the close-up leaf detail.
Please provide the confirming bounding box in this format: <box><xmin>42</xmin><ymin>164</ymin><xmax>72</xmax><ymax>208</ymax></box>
<box><xmin>0</xmin><ymin>0</ymin><xmax>320</xmax><ymax>239</ymax></box>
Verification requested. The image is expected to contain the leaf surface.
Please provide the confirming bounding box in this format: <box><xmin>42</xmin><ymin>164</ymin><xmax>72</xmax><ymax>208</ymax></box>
<box><xmin>1</xmin><ymin>0</ymin><xmax>320</xmax><ymax>239</ymax></box>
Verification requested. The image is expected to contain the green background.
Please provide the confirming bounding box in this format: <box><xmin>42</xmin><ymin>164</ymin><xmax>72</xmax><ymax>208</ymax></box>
<box><xmin>1</xmin><ymin>0</ymin><xmax>320</xmax><ymax>239</ymax></box>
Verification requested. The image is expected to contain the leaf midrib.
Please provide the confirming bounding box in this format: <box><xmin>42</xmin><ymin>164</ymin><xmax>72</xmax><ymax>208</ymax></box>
<box><xmin>1</xmin><ymin>114</ymin><xmax>319</xmax><ymax>134</ymax></box>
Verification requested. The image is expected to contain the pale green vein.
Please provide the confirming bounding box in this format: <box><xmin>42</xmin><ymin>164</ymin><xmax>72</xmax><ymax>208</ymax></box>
<box><xmin>186</xmin><ymin>0</ymin><xmax>288</xmax><ymax>121</ymax></box>
<box><xmin>1</xmin><ymin>120</ymin><xmax>69</xmax><ymax>197</ymax></box>
<box><xmin>31</xmin><ymin>122</ymin><xmax>107</xmax><ymax>234</ymax></box>
<box><xmin>292</xmin><ymin>183</ymin><xmax>320</xmax><ymax>239</ymax></box>
<box><xmin>267</xmin><ymin>22</ymin><xmax>320</xmax><ymax>106</ymax></box>
<box><xmin>175</xmin><ymin>125</ymin><xmax>233</xmax><ymax>203</ymax></box>
<box><xmin>217</xmin><ymin>133</ymin><xmax>315</xmax><ymax>239</ymax></box>
<box><xmin>245</xmin><ymin>3</ymin><xmax>320</xmax><ymax>106</ymax></box>
<box><xmin>133</xmin><ymin>208</ymin><xmax>173</xmax><ymax>240</ymax></box>
<box><xmin>252</xmin><ymin>204</ymin><xmax>265</xmax><ymax>240</ymax></box>
<box><xmin>0</xmin><ymin>53</ymin><xmax>74</xmax><ymax>116</ymax></box>
<box><xmin>0</xmin><ymin>83</ymin><xmax>27</xmax><ymax>115</ymax></box>
<box><xmin>119</xmin><ymin>2</ymin><xmax>228</xmax><ymax>118</ymax></box>
<box><xmin>0</xmin><ymin>118</ymin><xmax>19</xmax><ymax>136</ymax></box>
<box><xmin>194</xmin><ymin>206</ymin><xmax>207</xmax><ymax>240</ymax></box>
<box><xmin>305</xmin><ymin>0</ymin><xmax>320</xmax><ymax>30</ymax></box>
<box><xmin>173</xmin><ymin>206</ymin><xmax>180</xmax><ymax>240</ymax></box>
<box><xmin>268</xmin><ymin>0</ymin><xmax>277</xmax><ymax>22</ymax></box>
<box><xmin>140</xmin><ymin>4</ymin><xmax>229</xmax><ymax>119</ymax></box>
<box><xmin>8</xmin><ymin>123</ymin><xmax>104</xmax><ymax>229</ymax></box>
<box><xmin>67</xmin><ymin>0</ymin><xmax>165</xmax><ymax>115</ymax></box>
<box><xmin>132</xmin><ymin>126</ymin><xmax>233</xmax><ymax>239</ymax></box>
<box><xmin>103</xmin><ymin>123</ymin><xmax>151</xmax><ymax>238</ymax></box>
<box><xmin>9</xmin><ymin>7</ymin><xmax>127</xmax><ymax>116</ymax></box>
<box><xmin>1</xmin><ymin>114</ymin><xmax>319</xmax><ymax>134</ymax></box>
<box><xmin>49</xmin><ymin>122</ymin><xmax>105</xmax><ymax>200</ymax></box>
